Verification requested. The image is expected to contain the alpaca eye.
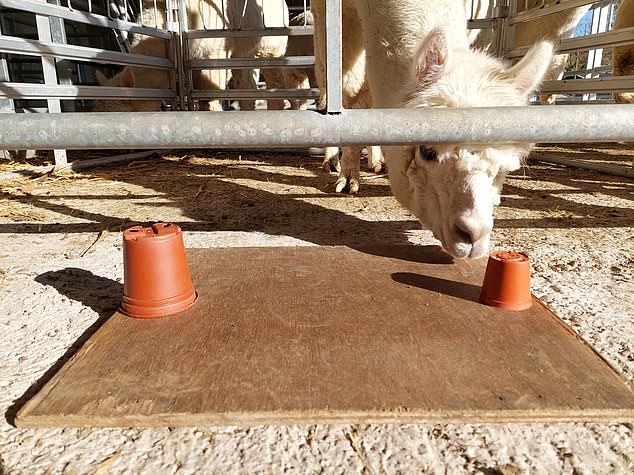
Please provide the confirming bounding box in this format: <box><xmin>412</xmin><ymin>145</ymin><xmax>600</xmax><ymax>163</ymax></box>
<box><xmin>419</xmin><ymin>145</ymin><xmax>438</xmax><ymax>161</ymax></box>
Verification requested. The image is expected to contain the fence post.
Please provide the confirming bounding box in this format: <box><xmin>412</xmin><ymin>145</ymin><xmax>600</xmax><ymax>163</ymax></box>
<box><xmin>503</xmin><ymin>0</ymin><xmax>517</xmax><ymax>61</ymax></box>
<box><xmin>0</xmin><ymin>10</ymin><xmax>15</xmax><ymax>160</ymax></box>
<box><xmin>325</xmin><ymin>0</ymin><xmax>343</xmax><ymax>113</ymax></box>
<box><xmin>35</xmin><ymin>0</ymin><xmax>67</xmax><ymax>166</ymax></box>
<box><xmin>493</xmin><ymin>0</ymin><xmax>509</xmax><ymax>58</ymax></box>
<box><xmin>168</xmin><ymin>0</ymin><xmax>187</xmax><ymax>110</ymax></box>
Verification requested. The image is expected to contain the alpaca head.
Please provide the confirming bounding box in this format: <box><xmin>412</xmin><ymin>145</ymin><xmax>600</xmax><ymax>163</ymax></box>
<box><xmin>402</xmin><ymin>29</ymin><xmax>553</xmax><ymax>258</ymax></box>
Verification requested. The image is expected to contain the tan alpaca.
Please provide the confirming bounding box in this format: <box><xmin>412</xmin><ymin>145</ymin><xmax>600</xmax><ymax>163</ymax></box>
<box><xmin>282</xmin><ymin>10</ymin><xmax>317</xmax><ymax>111</ymax></box>
<box><xmin>94</xmin><ymin>0</ymin><xmax>288</xmax><ymax>112</ymax></box>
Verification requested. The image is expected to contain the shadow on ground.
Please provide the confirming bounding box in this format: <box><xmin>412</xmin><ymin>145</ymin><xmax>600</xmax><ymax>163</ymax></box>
<box><xmin>2</xmin><ymin>149</ymin><xmax>633</xmax><ymax>240</ymax></box>
<box><xmin>5</xmin><ymin>268</ymin><xmax>122</xmax><ymax>426</ymax></box>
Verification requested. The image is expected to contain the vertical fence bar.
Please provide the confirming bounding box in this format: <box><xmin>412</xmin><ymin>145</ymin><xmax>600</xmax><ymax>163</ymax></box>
<box><xmin>504</xmin><ymin>0</ymin><xmax>517</xmax><ymax>61</ymax></box>
<box><xmin>325</xmin><ymin>0</ymin><xmax>342</xmax><ymax>113</ymax></box>
<box><xmin>0</xmin><ymin>11</ymin><xmax>16</xmax><ymax>160</ymax></box>
<box><xmin>35</xmin><ymin>1</ymin><xmax>67</xmax><ymax>166</ymax></box>
<box><xmin>493</xmin><ymin>0</ymin><xmax>508</xmax><ymax>57</ymax></box>
<box><xmin>48</xmin><ymin>0</ymin><xmax>74</xmax><ymax>110</ymax></box>
<box><xmin>168</xmin><ymin>0</ymin><xmax>187</xmax><ymax>110</ymax></box>
<box><xmin>584</xmin><ymin>3</ymin><xmax>611</xmax><ymax>101</ymax></box>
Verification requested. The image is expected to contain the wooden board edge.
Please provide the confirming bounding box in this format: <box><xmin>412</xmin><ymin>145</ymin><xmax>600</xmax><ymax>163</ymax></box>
<box><xmin>15</xmin><ymin>408</ymin><xmax>634</xmax><ymax>429</ymax></box>
<box><xmin>14</xmin><ymin>317</ymin><xmax>118</xmax><ymax>423</ymax></box>
<box><xmin>532</xmin><ymin>297</ymin><xmax>634</xmax><ymax>392</ymax></box>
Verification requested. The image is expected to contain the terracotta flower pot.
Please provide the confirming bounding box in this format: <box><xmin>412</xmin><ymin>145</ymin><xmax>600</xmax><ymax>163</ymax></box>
<box><xmin>120</xmin><ymin>222</ymin><xmax>197</xmax><ymax>318</ymax></box>
<box><xmin>479</xmin><ymin>251</ymin><xmax>532</xmax><ymax>311</ymax></box>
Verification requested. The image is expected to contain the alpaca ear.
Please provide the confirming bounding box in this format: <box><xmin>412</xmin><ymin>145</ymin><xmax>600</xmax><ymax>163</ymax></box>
<box><xmin>506</xmin><ymin>41</ymin><xmax>554</xmax><ymax>95</ymax></box>
<box><xmin>121</xmin><ymin>67</ymin><xmax>135</xmax><ymax>88</ymax></box>
<box><xmin>414</xmin><ymin>28</ymin><xmax>448</xmax><ymax>88</ymax></box>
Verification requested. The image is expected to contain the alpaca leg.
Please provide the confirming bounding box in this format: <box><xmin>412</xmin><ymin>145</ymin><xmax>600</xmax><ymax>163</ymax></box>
<box><xmin>310</xmin><ymin>1</ymin><xmax>328</xmax><ymax>110</ymax></box>
<box><xmin>261</xmin><ymin>68</ymin><xmax>286</xmax><ymax>110</ymax></box>
<box><xmin>283</xmin><ymin>71</ymin><xmax>310</xmax><ymax>110</ymax></box>
<box><xmin>322</xmin><ymin>147</ymin><xmax>341</xmax><ymax>173</ymax></box>
<box><xmin>293</xmin><ymin>74</ymin><xmax>310</xmax><ymax>110</ymax></box>
<box><xmin>194</xmin><ymin>69</ymin><xmax>225</xmax><ymax>111</ymax></box>
<box><xmin>367</xmin><ymin>146</ymin><xmax>384</xmax><ymax>173</ymax></box>
<box><xmin>232</xmin><ymin>68</ymin><xmax>257</xmax><ymax>111</ymax></box>
<box><xmin>335</xmin><ymin>145</ymin><xmax>363</xmax><ymax>194</ymax></box>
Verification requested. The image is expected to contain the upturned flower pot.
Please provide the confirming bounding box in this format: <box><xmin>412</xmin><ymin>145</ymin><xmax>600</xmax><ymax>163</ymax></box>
<box><xmin>479</xmin><ymin>251</ymin><xmax>532</xmax><ymax>311</ymax></box>
<box><xmin>120</xmin><ymin>222</ymin><xmax>197</xmax><ymax>318</ymax></box>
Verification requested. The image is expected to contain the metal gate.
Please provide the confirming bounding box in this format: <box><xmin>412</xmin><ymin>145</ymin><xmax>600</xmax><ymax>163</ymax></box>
<box><xmin>0</xmin><ymin>0</ymin><xmax>633</xmax><ymax>175</ymax></box>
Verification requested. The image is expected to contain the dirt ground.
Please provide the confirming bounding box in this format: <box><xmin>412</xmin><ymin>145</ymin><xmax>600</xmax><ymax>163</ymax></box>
<box><xmin>1</xmin><ymin>144</ymin><xmax>633</xmax><ymax>474</ymax></box>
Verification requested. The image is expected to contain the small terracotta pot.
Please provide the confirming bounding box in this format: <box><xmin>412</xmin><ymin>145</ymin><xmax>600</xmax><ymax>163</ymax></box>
<box><xmin>479</xmin><ymin>251</ymin><xmax>532</xmax><ymax>311</ymax></box>
<box><xmin>120</xmin><ymin>222</ymin><xmax>197</xmax><ymax>318</ymax></box>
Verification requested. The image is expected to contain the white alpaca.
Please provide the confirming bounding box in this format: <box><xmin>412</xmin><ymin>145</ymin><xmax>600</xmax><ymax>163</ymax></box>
<box><xmin>613</xmin><ymin>0</ymin><xmax>634</xmax><ymax>104</ymax></box>
<box><xmin>94</xmin><ymin>0</ymin><xmax>288</xmax><ymax>111</ymax></box>
<box><xmin>471</xmin><ymin>0</ymin><xmax>590</xmax><ymax>105</ymax></box>
<box><xmin>313</xmin><ymin>0</ymin><xmax>553</xmax><ymax>258</ymax></box>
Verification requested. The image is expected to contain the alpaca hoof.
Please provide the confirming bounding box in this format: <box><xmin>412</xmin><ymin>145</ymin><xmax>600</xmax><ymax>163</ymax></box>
<box><xmin>369</xmin><ymin>161</ymin><xmax>383</xmax><ymax>174</ymax></box>
<box><xmin>334</xmin><ymin>176</ymin><xmax>359</xmax><ymax>194</ymax></box>
<box><xmin>348</xmin><ymin>178</ymin><xmax>360</xmax><ymax>194</ymax></box>
<box><xmin>335</xmin><ymin>176</ymin><xmax>348</xmax><ymax>193</ymax></box>
<box><xmin>366</xmin><ymin>146</ymin><xmax>385</xmax><ymax>174</ymax></box>
<box><xmin>322</xmin><ymin>156</ymin><xmax>341</xmax><ymax>174</ymax></box>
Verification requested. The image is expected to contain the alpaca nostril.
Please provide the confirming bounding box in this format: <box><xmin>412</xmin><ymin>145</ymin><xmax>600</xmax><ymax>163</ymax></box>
<box><xmin>454</xmin><ymin>223</ymin><xmax>475</xmax><ymax>245</ymax></box>
<box><xmin>453</xmin><ymin>218</ymin><xmax>492</xmax><ymax>245</ymax></box>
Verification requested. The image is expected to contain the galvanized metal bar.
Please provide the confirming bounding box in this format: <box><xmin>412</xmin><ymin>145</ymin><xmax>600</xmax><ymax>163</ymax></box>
<box><xmin>190</xmin><ymin>56</ymin><xmax>315</xmax><ymax>70</ymax></box>
<box><xmin>191</xmin><ymin>88</ymin><xmax>320</xmax><ymax>99</ymax></box>
<box><xmin>176</xmin><ymin>0</ymin><xmax>189</xmax><ymax>110</ymax></box>
<box><xmin>507</xmin><ymin>26</ymin><xmax>634</xmax><ymax>58</ymax></box>
<box><xmin>540</xmin><ymin>76</ymin><xmax>634</xmax><ymax>94</ymax></box>
<box><xmin>0</xmin><ymin>10</ymin><xmax>13</xmax><ymax>112</ymax></box>
<box><xmin>1</xmin><ymin>106</ymin><xmax>633</xmax><ymax>150</ymax></box>
<box><xmin>325</xmin><ymin>0</ymin><xmax>342</xmax><ymax>113</ymax></box>
<box><xmin>509</xmin><ymin>0</ymin><xmax>598</xmax><ymax>25</ymax></box>
<box><xmin>467</xmin><ymin>18</ymin><xmax>497</xmax><ymax>30</ymax></box>
<box><xmin>0</xmin><ymin>83</ymin><xmax>175</xmax><ymax>99</ymax></box>
<box><xmin>0</xmin><ymin>149</ymin><xmax>174</xmax><ymax>180</ymax></box>
<box><xmin>15</xmin><ymin>107</ymin><xmax>50</xmax><ymax>113</ymax></box>
<box><xmin>35</xmin><ymin>8</ymin><xmax>67</xmax><ymax>166</ymax></box>
<box><xmin>531</xmin><ymin>154</ymin><xmax>634</xmax><ymax>179</ymax></box>
<box><xmin>505</xmin><ymin>0</ymin><xmax>518</xmax><ymax>59</ymax></box>
<box><xmin>54</xmin><ymin>149</ymin><xmax>174</xmax><ymax>171</ymax></box>
<box><xmin>564</xmin><ymin>65</ymin><xmax>612</xmax><ymax>77</ymax></box>
<box><xmin>493</xmin><ymin>0</ymin><xmax>507</xmax><ymax>57</ymax></box>
<box><xmin>185</xmin><ymin>26</ymin><xmax>314</xmax><ymax>39</ymax></box>
<box><xmin>0</xmin><ymin>0</ymin><xmax>171</xmax><ymax>38</ymax></box>
<box><xmin>545</xmin><ymin>99</ymin><xmax>613</xmax><ymax>105</ymax></box>
<box><xmin>0</xmin><ymin>10</ymin><xmax>15</xmax><ymax>161</ymax></box>
<box><xmin>0</xmin><ymin>36</ymin><xmax>173</xmax><ymax>69</ymax></box>
<box><xmin>46</xmin><ymin>0</ymin><xmax>74</xmax><ymax>111</ymax></box>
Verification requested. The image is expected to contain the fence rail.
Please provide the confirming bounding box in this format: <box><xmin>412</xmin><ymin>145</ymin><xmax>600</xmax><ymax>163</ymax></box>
<box><xmin>2</xmin><ymin>106</ymin><xmax>633</xmax><ymax>150</ymax></box>
<box><xmin>0</xmin><ymin>0</ymin><xmax>171</xmax><ymax>38</ymax></box>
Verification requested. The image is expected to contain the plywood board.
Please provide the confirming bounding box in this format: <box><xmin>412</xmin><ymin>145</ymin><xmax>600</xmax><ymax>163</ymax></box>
<box><xmin>16</xmin><ymin>246</ymin><xmax>634</xmax><ymax>427</ymax></box>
